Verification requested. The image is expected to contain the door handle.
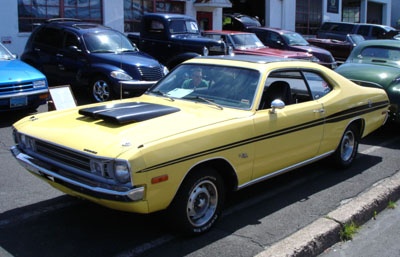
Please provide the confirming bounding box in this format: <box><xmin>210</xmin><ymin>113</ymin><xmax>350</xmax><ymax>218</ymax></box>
<box><xmin>313</xmin><ymin>109</ymin><xmax>325</xmax><ymax>114</ymax></box>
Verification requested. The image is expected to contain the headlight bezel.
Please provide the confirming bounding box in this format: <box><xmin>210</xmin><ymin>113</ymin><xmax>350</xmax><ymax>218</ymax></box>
<box><xmin>110</xmin><ymin>70</ymin><xmax>133</xmax><ymax>81</ymax></box>
<box><xmin>113</xmin><ymin>160</ymin><xmax>131</xmax><ymax>184</ymax></box>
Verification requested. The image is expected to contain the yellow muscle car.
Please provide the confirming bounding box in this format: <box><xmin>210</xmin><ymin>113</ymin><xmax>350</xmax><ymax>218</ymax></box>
<box><xmin>11</xmin><ymin>55</ymin><xmax>389</xmax><ymax>235</ymax></box>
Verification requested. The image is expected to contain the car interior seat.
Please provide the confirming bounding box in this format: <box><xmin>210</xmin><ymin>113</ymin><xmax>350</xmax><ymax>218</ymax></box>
<box><xmin>260</xmin><ymin>80</ymin><xmax>292</xmax><ymax>109</ymax></box>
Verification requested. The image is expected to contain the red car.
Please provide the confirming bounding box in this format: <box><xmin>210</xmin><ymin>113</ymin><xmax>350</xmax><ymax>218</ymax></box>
<box><xmin>307</xmin><ymin>34</ymin><xmax>364</xmax><ymax>64</ymax></box>
<box><xmin>203</xmin><ymin>30</ymin><xmax>314</xmax><ymax>61</ymax></box>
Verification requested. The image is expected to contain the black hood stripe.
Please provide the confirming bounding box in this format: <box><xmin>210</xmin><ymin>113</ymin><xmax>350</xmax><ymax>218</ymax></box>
<box><xmin>79</xmin><ymin>102</ymin><xmax>180</xmax><ymax>124</ymax></box>
<box><xmin>137</xmin><ymin>101</ymin><xmax>389</xmax><ymax>173</ymax></box>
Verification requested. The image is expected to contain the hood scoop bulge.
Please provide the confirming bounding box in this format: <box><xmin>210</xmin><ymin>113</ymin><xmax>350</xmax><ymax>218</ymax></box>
<box><xmin>79</xmin><ymin>102</ymin><xmax>180</xmax><ymax>124</ymax></box>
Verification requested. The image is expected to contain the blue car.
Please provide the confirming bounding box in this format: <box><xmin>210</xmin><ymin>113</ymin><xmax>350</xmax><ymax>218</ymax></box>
<box><xmin>0</xmin><ymin>43</ymin><xmax>49</xmax><ymax>111</ymax></box>
<box><xmin>21</xmin><ymin>19</ymin><xmax>168</xmax><ymax>102</ymax></box>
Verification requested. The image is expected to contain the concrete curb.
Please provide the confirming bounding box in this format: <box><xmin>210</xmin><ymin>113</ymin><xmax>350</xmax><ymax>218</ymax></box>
<box><xmin>255</xmin><ymin>170</ymin><xmax>400</xmax><ymax>257</ymax></box>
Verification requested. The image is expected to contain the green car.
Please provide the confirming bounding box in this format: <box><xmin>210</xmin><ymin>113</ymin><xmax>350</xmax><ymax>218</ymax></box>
<box><xmin>336</xmin><ymin>39</ymin><xmax>400</xmax><ymax>123</ymax></box>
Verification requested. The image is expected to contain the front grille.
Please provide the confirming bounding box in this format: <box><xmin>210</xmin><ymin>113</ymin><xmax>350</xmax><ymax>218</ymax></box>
<box><xmin>0</xmin><ymin>81</ymin><xmax>34</xmax><ymax>93</ymax></box>
<box><xmin>35</xmin><ymin>140</ymin><xmax>91</xmax><ymax>172</ymax></box>
<box><xmin>138</xmin><ymin>66</ymin><xmax>164</xmax><ymax>81</ymax></box>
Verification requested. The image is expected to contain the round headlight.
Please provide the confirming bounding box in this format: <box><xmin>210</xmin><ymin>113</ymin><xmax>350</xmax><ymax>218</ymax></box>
<box><xmin>114</xmin><ymin>161</ymin><xmax>131</xmax><ymax>184</ymax></box>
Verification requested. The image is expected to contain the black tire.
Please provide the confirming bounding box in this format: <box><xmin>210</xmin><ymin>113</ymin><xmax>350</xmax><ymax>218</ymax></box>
<box><xmin>332</xmin><ymin>124</ymin><xmax>359</xmax><ymax>169</ymax></box>
<box><xmin>168</xmin><ymin>168</ymin><xmax>225</xmax><ymax>235</ymax></box>
<box><xmin>90</xmin><ymin>76</ymin><xmax>114</xmax><ymax>102</ymax></box>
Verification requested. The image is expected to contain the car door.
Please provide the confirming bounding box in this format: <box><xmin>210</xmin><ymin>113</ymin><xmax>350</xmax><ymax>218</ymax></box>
<box><xmin>32</xmin><ymin>26</ymin><xmax>64</xmax><ymax>84</ymax></box>
<box><xmin>251</xmin><ymin>69</ymin><xmax>326</xmax><ymax>180</ymax></box>
<box><xmin>55</xmin><ymin>31</ymin><xmax>84</xmax><ymax>85</ymax></box>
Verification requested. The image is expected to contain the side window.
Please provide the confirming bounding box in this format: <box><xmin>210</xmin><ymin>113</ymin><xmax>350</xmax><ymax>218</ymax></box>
<box><xmin>259</xmin><ymin>70</ymin><xmax>312</xmax><ymax>110</ymax></box>
<box><xmin>357</xmin><ymin>25</ymin><xmax>370</xmax><ymax>37</ymax></box>
<box><xmin>371</xmin><ymin>27</ymin><xmax>385</xmax><ymax>39</ymax></box>
<box><xmin>303</xmin><ymin>71</ymin><xmax>332</xmax><ymax>100</ymax></box>
<box><xmin>64</xmin><ymin>32</ymin><xmax>81</xmax><ymax>50</ymax></box>
<box><xmin>263</xmin><ymin>31</ymin><xmax>273</xmax><ymax>46</ymax></box>
<box><xmin>35</xmin><ymin>27</ymin><xmax>63</xmax><ymax>48</ymax></box>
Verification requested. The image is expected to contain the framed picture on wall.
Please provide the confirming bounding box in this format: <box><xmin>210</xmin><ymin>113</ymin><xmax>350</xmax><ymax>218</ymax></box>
<box><xmin>327</xmin><ymin>0</ymin><xmax>339</xmax><ymax>13</ymax></box>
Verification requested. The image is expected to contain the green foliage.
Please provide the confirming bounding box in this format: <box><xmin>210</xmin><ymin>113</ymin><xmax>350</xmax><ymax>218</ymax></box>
<box><xmin>387</xmin><ymin>200</ymin><xmax>397</xmax><ymax>209</ymax></box>
<box><xmin>340</xmin><ymin>221</ymin><xmax>359</xmax><ymax>241</ymax></box>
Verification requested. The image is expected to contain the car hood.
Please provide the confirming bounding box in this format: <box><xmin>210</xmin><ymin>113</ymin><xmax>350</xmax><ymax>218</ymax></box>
<box><xmin>0</xmin><ymin>59</ymin><xmax>45</xmax><ymax>83</ymax></box>
<box><xmin>91</xmin><ymin>51</ymin><xmax>161</xmax><ymax>67</ymax></box>
<box><xmin>336</xmin><ymin>63</ymin><xmax>400</xmax><ymax>89</ymax></box>
<box><xmin>14</xmin><ymin>95</ymin><xmax>250</xmax><ymax>157</ymax></box>
<box><xmin>234</xmin><ymin>47</ymin><xmax>311</xmax><ymax>59</ymax></box>
<box><xmin>289</xmin><ymin>45</ymin><xmax>332</xmax><ymax>59</ymax></box>
<box><xmin>289</xmin><ymin>45</ymin><xmax>327</xmax><ymax>54</ymax></box>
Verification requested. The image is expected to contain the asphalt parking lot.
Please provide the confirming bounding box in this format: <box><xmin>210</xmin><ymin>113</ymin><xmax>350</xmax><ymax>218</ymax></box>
<box><xmin>1</xmin><ymin>102</ymin><xmax>399</xmax><ymax>257</ymax></box>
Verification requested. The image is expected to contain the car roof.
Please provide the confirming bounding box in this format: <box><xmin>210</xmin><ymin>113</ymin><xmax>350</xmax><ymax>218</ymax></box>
<box><xmin>321</xmin><ymin>21</ymin><xmax>396</xmax><ymax>31</ymax></box>
<box><xmin>191</xmin><ymin>54</ymin><xmax>301</xmax><ymax>64</ymax></box>
<box><xmin>40</xmin><ymin>19</ymin><xmax>110</xmax><ymax>32</ymax></box>
<box><xmin>204</xmin><ymin>30</ymin><xmax>254</xmax><ymax>35</ymax></box>
<box><xmin>356</xmin><ymin>39</ymin><xmax>400</xmax><ymax>48</ymax></box>
<box><xmin>248</xmin><ymin>27</ymin><xmax>295</xmax><ymax>35</ymax></box>
<box><xmin>141</xmin><ymin>13</ymin><xmax>195</xmax><ymax>20</ymax></box>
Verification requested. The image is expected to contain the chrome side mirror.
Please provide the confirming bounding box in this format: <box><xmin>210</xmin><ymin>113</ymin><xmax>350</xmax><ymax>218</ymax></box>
<box><xmin>269</xmin><ymin>99</ymin><xmax>285</xmax><ymax>113</ymax></box>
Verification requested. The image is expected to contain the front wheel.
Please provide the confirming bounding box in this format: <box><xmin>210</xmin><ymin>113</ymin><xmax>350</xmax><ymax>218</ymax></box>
<box><xmin>168</xmin><ymin>168</ymin><xmax>225</xmax><ymax>235</ymax></box>
<box><xmin>90</xmin><ymin>76</ymin><xmax>114</xmax><ymax>102</ymax></box>
<box><xmin>332</xmin><ymin>124</ymin><xmax>359</xmax><ymax>168</ymax></box>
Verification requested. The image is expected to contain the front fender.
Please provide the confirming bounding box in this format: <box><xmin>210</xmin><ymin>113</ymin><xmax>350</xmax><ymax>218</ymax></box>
<box><xmin>77</xmin><ymin>63</ymin><xmax>122</xmax><ymax>83</ymax></box>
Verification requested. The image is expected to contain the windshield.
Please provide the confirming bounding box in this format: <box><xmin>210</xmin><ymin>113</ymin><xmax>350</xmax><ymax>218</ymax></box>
<box><xmin>237</xmin><ymin>15</ymin><xmax>261</xmax><ymax>27</ymax></box>
<box><xmin>148</xmin><ymin>64</ymin><xmax>260</xmax><ymax>110</ymax></box>
<box><xmin>230</xmin><ymin>33</ymin><xmax>265</xmax><ymax>48</ymax></box>
<box><xmin>0</xmin><ymin>43</ymin><xmax>14</xmax><ymax>60</ymax></box>
<box><xmin>358</xmin><ymin>46</ymin><xmax>400</xmax><ymax>61</ymax></box>
<box><xmin>282</xmin><ymin>32</ymin><xmax>309</xmax><ymax>46</ymax></box>
<box><xmin>83</xmin><ymin>30</ymin><xmax>138</xmax><ymax>53</ymax></box>
<box><xmin>347</xmin><ymin>34</ymin><xmax>364</xmax><ymax>44</ymax></box>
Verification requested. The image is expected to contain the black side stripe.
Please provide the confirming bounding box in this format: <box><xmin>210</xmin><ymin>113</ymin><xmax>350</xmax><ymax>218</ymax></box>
<box><xmin>137</xmin><ymin>101</ymin><xmax>389</xmax><ymax>173</ymax></box>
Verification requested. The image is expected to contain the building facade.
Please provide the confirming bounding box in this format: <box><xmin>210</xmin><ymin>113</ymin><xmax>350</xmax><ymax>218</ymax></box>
<box><xmin>2</xmin><ymin>0</ymin><xmax>396</xmax><ymax>56</ymax></box>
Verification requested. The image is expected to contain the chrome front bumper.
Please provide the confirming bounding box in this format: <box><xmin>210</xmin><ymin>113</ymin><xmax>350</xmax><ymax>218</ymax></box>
<box><xmin>10</xmin><ymin>146</ymin><xmax>144</xmax><ymax>202</ymax></box>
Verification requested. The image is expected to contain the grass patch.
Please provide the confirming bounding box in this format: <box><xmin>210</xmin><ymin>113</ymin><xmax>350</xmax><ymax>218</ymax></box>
<box><xmin>340</xmin><ymin>221</ymin><xmax>359</xmax><ymax>241</ymax></box>
<box><xmin>387</xmin><ymin>200</ymin><xmax>397</xmax><ymax>209</ymax></box>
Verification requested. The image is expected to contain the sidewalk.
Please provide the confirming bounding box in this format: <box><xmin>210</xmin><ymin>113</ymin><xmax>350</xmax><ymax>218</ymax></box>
<box><xmin>254</xmin><ymin>170</ymin><xmax>400</xmax><ymax>257</ymax></box>
<box><xmin>319</xmin><ymin>198</ymin><xmax>400</xmax><ymax>257</ymax></box>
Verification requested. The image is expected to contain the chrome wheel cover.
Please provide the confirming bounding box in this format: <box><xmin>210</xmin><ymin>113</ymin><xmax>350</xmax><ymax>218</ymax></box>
<box><xmin>340</xmin><ymin>130</ymin><xmax>355</xmax><ymax>162</ymax></box>
<box><xmin>92</xmin><ymin>79</ymin><xmax>111</xmax><ymax>102</ymax></box>
<box><xmin>186</xmin><ymin>180</ymin><xmax>218</xmax><ymax>227</ymax></box>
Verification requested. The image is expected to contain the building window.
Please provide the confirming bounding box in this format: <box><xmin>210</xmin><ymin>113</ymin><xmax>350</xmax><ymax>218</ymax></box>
<box><xmin>18</xmin><ymin>0</ymin><xmax>103</xmax><ymax>32</ymax></box>
<box><xmin>124</xmin><ymin>0</ymin><xmax>154</xmax><ymax>32</ymax></box>
<box><xmin>124</xmin><ymin>0</ymin><xmax>185</xmax><ymax>32</ymax></box>
<box><xmin>296</xmin><ymin>0</ymin><xmax>322</xmax><ymax>35</ymax></box>
<box><xmin>342</xmin><ymin>6</ymin><xmax>360</xmax><ymax>23</ymax></box>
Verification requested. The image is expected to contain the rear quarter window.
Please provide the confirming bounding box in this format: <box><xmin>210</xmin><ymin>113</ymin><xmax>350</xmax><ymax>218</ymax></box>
<box><xmin>34</xmin><ymin>27</ymin><xmax>63</xmax><ymax>48</ymax></box>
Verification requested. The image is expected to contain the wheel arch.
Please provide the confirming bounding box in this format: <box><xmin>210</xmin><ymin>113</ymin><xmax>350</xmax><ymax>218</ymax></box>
<box><xmin>178</xmin><ymin>158</ymin><xmax>238</xmax><ymax>197</ymax></box>
<box><xmin>348</xmin><ymin>118</ymin><xmax>365</xmax><ymax>139</ymax></box>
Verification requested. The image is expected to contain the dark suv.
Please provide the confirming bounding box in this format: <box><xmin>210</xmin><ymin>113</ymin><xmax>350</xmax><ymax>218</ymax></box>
<box><xmin>21</xmin><ymin>19</ymin><xmax>168</xmax><ymax>102</ymax></box>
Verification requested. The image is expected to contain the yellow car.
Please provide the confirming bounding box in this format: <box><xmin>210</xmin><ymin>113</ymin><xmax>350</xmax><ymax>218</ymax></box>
<box><xmin>11</xmin><ymin>55</ymin><xmax>389</xmax><ymax>235</ymax></box>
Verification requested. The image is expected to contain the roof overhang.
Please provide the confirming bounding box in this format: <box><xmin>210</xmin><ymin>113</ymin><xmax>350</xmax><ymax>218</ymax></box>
<box><xmin>194</xmin><ymin>0</ymin><xmax>232</xmax><ymax>8</ymax></box>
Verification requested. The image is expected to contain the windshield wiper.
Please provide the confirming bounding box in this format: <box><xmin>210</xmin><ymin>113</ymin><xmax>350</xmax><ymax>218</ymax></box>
<box><xmin>91</xmin><ymin>49</ymin><xmax>116</xmax><ymax>53</ymax></box>
<box><xmin>184</xmin><ymin>95</ymin><xmax>223</xmax><ymax>110</ymax></box>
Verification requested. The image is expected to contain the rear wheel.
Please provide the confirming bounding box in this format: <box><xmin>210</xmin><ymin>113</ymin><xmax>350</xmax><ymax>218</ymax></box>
<box><xmin>168</xmin><ymin>168</ymin><xmax>225</xmax><ymax>235</ymax></box>
<box><xmin>90</xmin><ymin>76</ymin><xmax>114</xmax><ymax>102</ymax></box>
<box><xmin>332</xmin><ymin>124</ymin><xmax>359</xmax><ymax>168</ymax></box>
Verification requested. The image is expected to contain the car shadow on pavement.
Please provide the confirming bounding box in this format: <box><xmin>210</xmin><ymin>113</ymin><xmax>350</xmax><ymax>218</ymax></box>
<box><xmin>0</xmin><ymin>109</ymin><xmax>39</xmax><ymax>128</ymax></box>
<box><xmin>0</xmin><ymin>152</ymin><xmax>384</xmax><ymax>257</ymax></box>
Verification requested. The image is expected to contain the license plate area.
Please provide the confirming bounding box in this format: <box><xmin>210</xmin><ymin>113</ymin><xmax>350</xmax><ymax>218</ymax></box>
<box><xmin>10</xmin><ymin>96</ymin><xmax>28</xmax><ymax>108</ymax></box>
